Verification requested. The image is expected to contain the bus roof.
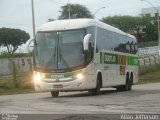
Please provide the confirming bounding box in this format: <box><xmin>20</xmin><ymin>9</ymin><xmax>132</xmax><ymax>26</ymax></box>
<box><xmin>38</xmin><ymin>19</ymin><xmax>135</xmax><ymax>39</ymax></box>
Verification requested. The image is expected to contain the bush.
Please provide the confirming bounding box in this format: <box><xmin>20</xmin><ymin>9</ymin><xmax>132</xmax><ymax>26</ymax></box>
<box><xmin>0</xmin><ymin>51</ymin><xmax>32</xmax><ymax>58</ymax></box>
<box><xmin>0</xmin><ymin>72</ymin><xmax>34</xmax><ymax>95</ymax></box>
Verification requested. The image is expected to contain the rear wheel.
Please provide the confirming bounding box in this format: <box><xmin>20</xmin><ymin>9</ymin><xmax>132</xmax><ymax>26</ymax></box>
<box><xmin>128</xmin><ymin>73</ymin><xmax>133</xmax><ymax>91</ymax></box>
<box><xmin>116</xmin><ymin>73</ymin><xmax>133</xmax><ymax>91</ymax></box>
<box><xmin>51</xmin><ymin>91</ymin><xmax>59</xmax><ymax>97</ymax></box>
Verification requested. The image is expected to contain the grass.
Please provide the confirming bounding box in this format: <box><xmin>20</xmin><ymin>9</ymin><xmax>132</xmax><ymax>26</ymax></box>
<box><xmin>144</xmin><ymin>41</ymin><xmax>158</xmax><ymax>47</ymax></box>
<box><xmin>0</xmin><ymin>51</ymin><xmax>32</xmax><ymax>58</ymax></box>
<box><xmin>0</xmin><ymin>72</ymin><xmax>34</xmax><ymax>95</ymax></box>
<box><xmin>138</xmin><ymin>79</ymin><xmax>160</xmax><ymax>84</ymax></box>
<box><xmin>0</xmin><ymin>87</ymin><xmax>34</xmax><ymax>95</ymax></box>
<box><xmin>138</xmin><ymin>66</ymin><xmax>160</xmax><ymax>84</ymax></box>
<box><xmin>138</xmin><ymin>41</ymin><xmax>158</xmax><ymax>48</ymax></box>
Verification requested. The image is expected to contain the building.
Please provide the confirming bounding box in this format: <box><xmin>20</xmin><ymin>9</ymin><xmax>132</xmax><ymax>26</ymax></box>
<box><xmin>142</xmin><ymin>7</ymin><xmax>160</xmax><ymax>17</ymax></box>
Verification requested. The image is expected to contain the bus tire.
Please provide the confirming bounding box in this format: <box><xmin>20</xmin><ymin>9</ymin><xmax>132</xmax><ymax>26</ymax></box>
<box><xmin>89</xmin><ymin>74</ymin><xmax>102</xmax><ymax>95</ymax></box>
<box><xmin>129</xmin><ymin>73</ymin><xmax>133</xmax><ymax>91</ymax></box>
<box><xmin>51</xmin><ymin>91</ymin><xmax>59</xmax><ymax>97</ymax></box>
<box><xmin>125</xmin><ymin>73</ymin><xmax>131</xmax><ymax>91</ymax></box>
<box><xmin>116</xmin><ymin>73</ymin><xmax>132</xmax><ymax>91</ymax></box>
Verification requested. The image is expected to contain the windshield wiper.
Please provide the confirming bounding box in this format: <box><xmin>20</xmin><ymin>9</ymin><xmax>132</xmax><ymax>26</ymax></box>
<box><xmin>58</xmin><ymin>48</ymin><xmax>69</xmax><ymax>69</ymax></box>
<box><xmin>45</xmin><ymin>45</ymin><xmax>57</xmax><ymax>69</ymax></box>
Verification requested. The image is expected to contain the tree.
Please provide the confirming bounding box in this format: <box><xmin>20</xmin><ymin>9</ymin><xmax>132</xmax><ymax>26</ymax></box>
<box><xmin>59</xmin><ymin>4</ymin><xmax>93</xmax><ymax>19</ymax></box>
<box><xmin>102</xmin><ymin>16</ymin><xmax>141</xmax><ymax>32</ymax></box>
<box><xmin>101</xmin><ymin>15</ymin><xmax>158</xmax><ymax>47</ymax></box>
<box><xmin>0</xmin><ymin>28</ymin><xmax>30</xmax><ymax>53</ymax></box>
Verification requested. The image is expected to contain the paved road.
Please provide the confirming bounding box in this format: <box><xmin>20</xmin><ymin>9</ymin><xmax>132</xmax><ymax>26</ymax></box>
<box><xmin>0</xmin><ymin>83</ymin><xmax>160</xmax><ymax>119</ymax></box>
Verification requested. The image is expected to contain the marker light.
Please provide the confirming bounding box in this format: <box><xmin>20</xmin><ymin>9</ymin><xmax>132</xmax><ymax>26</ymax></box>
<box><xmin>76</xmin><ymin>73</ymin><xmax>83</xmax><ymax>79</ymax></box>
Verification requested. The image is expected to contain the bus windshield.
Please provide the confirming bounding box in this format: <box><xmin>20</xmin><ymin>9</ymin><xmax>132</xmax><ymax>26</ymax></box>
<box><xmin>34</xmin><ymin>29</ymin><xmax>85</xmax><ymax>71</ymax></box>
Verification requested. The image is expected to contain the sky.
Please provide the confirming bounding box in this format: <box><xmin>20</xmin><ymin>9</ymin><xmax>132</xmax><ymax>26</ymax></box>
<box><xmin>0</xmin><ymin>0</ymin><xmax>160</xmax><ymax>52</ymax></box>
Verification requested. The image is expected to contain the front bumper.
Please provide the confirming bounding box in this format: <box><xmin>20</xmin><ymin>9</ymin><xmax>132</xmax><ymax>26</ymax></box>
<box><xmin>34</xmin><ymin>78</ymin><xmax>90</xmax><ymax>92</ymax></box>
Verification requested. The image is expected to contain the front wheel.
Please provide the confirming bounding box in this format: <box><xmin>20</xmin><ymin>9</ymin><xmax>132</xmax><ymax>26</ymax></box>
<box><xmin>89</xmin><ymin>79</ymin><xmax>101</xmax><ymax>95</ymax></box>
<box><xmin>51</xmin><ymin>91</ymin><xmax>59</xmax><ymax>97</ymax></box>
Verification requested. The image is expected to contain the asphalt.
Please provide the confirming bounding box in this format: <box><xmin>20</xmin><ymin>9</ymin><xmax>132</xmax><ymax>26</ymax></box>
<box><xmin>0</xmin><ymin>83</ymin><xmax>160</xmax><ymax>120</ymax></box>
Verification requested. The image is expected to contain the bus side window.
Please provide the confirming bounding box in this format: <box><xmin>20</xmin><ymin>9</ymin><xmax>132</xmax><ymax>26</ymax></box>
<box><xmin>114</xmin><ymin>39</ymin><xmax>120</xmax><ymax>52</ymax></box>
<box><xmin>131</xmin><ymin>41</ymin><xmax>134</xmax><ymax>54</ymax></box>
<box><xmin>133</xmin><ymin>43</ymin><xmax>138</xmax><ymax>54</ymax></box>
<box><xmin>126</xmin><ymin>41</ymin><xmax>130</xmax><ymax>53</ymax></box>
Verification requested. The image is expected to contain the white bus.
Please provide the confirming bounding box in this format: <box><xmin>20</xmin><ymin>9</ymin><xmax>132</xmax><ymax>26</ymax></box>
<box><xmin>33</xmin><ymin>19</ymin><xmax>138</xmax><ymax>97</ymax></box>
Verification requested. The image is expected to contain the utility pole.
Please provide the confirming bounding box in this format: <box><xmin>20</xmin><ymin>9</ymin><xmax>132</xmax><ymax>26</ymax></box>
<box><xmin>157</xmin><ymin>11</ymin><xmax>160</xmax><ymax>46</ymax></box>
<box><xmin>31</xmin><ymin>0</ymin><xmax>36</xmax><ymax>38</ymax></box>
<box><xmin>68</xmin><ymin>0</ymin><xmax>71</xmax><ymax>19</ymax></box>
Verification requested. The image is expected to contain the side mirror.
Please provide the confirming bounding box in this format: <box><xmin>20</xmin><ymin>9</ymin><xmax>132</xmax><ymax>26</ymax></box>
<box><xmin>27</xmin><ymin>38</ymin><xmax>35</xmax><ymax>53</ymax></box>
<box><xmin>83</xmin><ymin>34</ymin><xmax>91</xmax><ymax>51</ymax></box>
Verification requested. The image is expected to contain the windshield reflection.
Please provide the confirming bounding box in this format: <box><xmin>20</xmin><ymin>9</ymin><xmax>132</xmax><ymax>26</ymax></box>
<box><xmin>34</xmin><ymin>29</ymin><xmax>85</xmax><ymax>71</ymax></box>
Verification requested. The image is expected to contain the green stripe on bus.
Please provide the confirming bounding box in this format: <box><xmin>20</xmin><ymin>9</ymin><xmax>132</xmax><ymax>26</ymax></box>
<box><xmin>45</xmin><ymin>70</ymin><xmax>82</xmax><ymax>79</ymax></box>
<box><xmin>100</xmin><ymin>52</ymin><xmax>138</xmax><ymax>66</ymax></box>
<box><xmin>101</xmin><ymin>52</ymin><xmax>118</xmax><ymax>64</ymax></box>
<box><xmin>127</xmin><ymin>56</ymin><xmax>139</xmax><ymax>66</ymax></box>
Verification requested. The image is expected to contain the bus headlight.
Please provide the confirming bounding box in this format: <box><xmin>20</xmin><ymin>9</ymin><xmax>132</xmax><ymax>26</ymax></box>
<box><xmin>34</xmin><ymin>72</ymin><xmax>44</xmax><ymax>83</ymax></box>
<box><xmin>76</xmin><ymin>73</ymin><xmax>84</xmax><ymax>79</ymax></box>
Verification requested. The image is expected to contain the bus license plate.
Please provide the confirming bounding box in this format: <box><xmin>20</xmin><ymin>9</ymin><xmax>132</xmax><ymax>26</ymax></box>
<box><xmin>53</xmin><ymin>84</ymin><xmax>63</xmax><ymax>88</ymax></box>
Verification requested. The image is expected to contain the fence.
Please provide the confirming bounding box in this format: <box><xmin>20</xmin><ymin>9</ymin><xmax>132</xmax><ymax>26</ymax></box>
<box><xmin>0</xmin><ymin>52</ymin><xmax>160</xmax><ymax>76</ymax></box>
<box><xmin>138</xmin><ymin>46</ymin><xmax>160</xmax><ymax>56</ymax></box>
<box><xmin>138</xmin><ymin>46</ymin><xmax>160</xmax><ymax>73</ymax></box>
<box><xmin>139</xmin><ymin>55</ymin><xmax>160</xmax><ymax>73</ymax></box>
<box><xmin>0</xmin><ymin>57</ymin><xmax>33</xmax><ymax>76</ymax></box>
